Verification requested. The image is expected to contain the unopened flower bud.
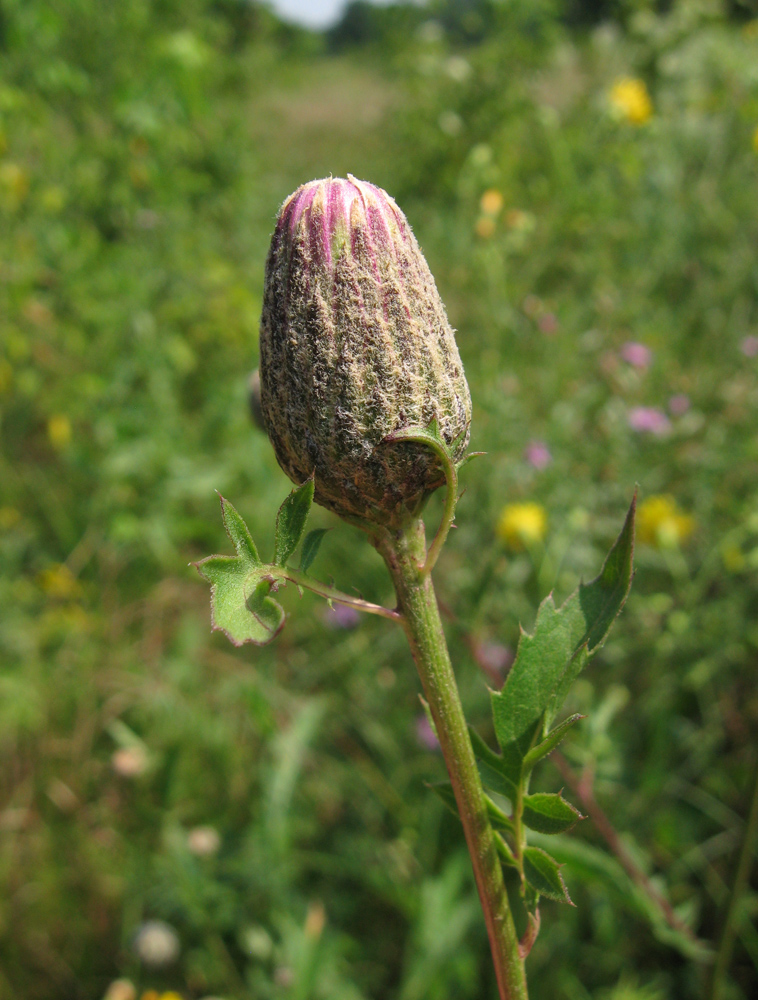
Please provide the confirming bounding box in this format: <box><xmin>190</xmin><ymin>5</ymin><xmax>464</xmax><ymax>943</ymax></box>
<box><xmin>259</xmin><ymin>175</ymin><xmax>471</xmax><ymax>529</ymax></box>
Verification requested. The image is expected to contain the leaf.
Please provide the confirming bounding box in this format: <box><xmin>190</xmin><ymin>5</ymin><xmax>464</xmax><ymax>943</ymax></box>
<box><xmin>429</xmin><ymin>781</ymin><xmax>516</xmax><ymax>843</ymax></box>
<box><xmin>274</xmin><ymin>477</ymin><xmax>314</xmax><ymax>567</ymax></box>
<box><xmin>195</xmin><ymin>555</ymin><xmax>285</xmax><ymax>646</ymax></box>
<box><xmin>457</xmin><ymin>450</ymin><xmax>487</xmax><ymax>471</ymax></box>
<box><xmin>491</xmin><ymin>496</ymin><xmax>635</xmax><ymax>780</ymax></box>
<box><xmin>428</xmin><ymin>781</ymin><xmax>459</xmax><ymax>819</ymax></box>
<box><xmin>523</xmin><ymin>847</ymin><xmax>573</xmax><ymax>904</ymax></box>
<box><xmin>545</xmin><ymin>494</ymin><xmax>636</xmax><ymax>724</ymax></box>
<box><xmin>220</xmin><ymin>494</ymin><xmax>260</xmax><ymax>564</ymax></box>
<box><xmin>522</xmin><ymin>792</ymin><xmax>583</xmax><ymax>834</ymax></box>
<box><xmin>484</xmin><ymin>795</ymin><xmax>516</xmax><ymax>835</ymax></box>
<box><xmin>522</xmin><ymin>714</ymin><xmax>585</xmax><ymax>775</ymax></box>
<box><xmin>195</xmin><ymin>496</ymin><xmax>285</xmax><ymax>646</ymax></box>
<box><xmin>495</xmin><ymin>832</ymin><xmax>518</xmax><ymax>868</ymax></box>
<box><xmin>469</xmin><ymin>727</ymin><xmax>517</xmax><ymax>800</ymax></box>
<box><xmin>300</xmin><ymin>528</ymin><xmax>329</xmax><ymax>574</ymax></box>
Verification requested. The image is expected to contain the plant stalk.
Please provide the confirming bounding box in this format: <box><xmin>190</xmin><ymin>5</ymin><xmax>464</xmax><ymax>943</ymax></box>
<box><xmin>710</xmin><ymin>754</ymin><xmax>758</xmax><ymax>1000</ymax></box>
<box><xmin>375</xmin><ymin>519</ymin><xmax>528</xmax><ymax>1000</ymax></box>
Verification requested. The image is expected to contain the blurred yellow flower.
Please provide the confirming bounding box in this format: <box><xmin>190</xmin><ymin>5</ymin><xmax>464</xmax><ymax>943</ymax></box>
<box><xmin>743</xmin><ymin>19</ymin><xmax>758</xmax><ymax>38</ymax></box>
<box><xmin>0</xmin><ymin>161</ymin><xmax>29</xmax><ymax>204</ymax></box>
<box><xmin>38</xmin><ymin>563</ymin><xmax>81</xmax><ymax>599</ymax></box>
<box><xmin>637</xmin><ymin>495</ymin><xmax>695</xmax><ymax>549</ymax></box>
<box><xmin>609</xmin><ymin>78</ymin><xmax>653</xmax><ymax>126</ymax></box>
<box><xmin>48</xmin><ymin>414</ymin><xmax>72</xmax><ymax>449</ymax></box>
<box><xmin>721</xmin><ymin>544</ymin><xmax>745</xmax><ymax>573</ymax></box>
<box><xmin>475</xmin><ymin>215</ymin><xmax>496</xmax><ymax>239</ymax></box>
<box><xmin>480</xmin><ymin>188</ymin><xmax>504</xmax><ymax>216</ymax></box>
<box><xmin>497</xmin><ymin>502</ymin><xmax>548</xmax><ymax>549</ymax></box>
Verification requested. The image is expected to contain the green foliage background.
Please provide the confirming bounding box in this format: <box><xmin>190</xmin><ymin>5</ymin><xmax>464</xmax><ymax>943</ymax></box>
<box><xmin>1</xmin><ymin>1</ymin><xmax>757</xmax><ymax>998</ymax></box>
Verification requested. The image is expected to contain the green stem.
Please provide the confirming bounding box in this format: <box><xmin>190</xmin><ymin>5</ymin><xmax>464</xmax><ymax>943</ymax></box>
<box><xmin>375</xmin><ymin>520</ymin><xmax>528</xmax><ymax>1000</ymax></box>
<box><xmin>514</xmin><ymin>782</ymin><xmax>526</xmax><ymax>873</ymax></box>
<box><xmin>710</xmin><ymin>756</ymin><xmax>758</xmax><ymax>1000</ymax></box>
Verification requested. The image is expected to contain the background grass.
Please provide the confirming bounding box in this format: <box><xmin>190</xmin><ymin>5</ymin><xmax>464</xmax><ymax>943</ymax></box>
<box><xmin>1</xmin><ymin>1</ymin><xmax>757</xmax><ymax>998</ymax></box>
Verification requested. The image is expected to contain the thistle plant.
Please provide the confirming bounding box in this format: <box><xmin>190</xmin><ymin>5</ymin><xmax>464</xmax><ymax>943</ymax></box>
<box><xmin>196</xmin><ymin>176</ymin><xmax>635</xmax><ymax>999</ymax></box>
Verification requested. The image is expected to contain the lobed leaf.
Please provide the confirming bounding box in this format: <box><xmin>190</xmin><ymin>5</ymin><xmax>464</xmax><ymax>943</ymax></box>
<box><xmin>195</xmin><ymin>555</ymin><xmax>284</xmax><ymax>646</ymax></box>
<box><xmin>274</xmin><ymin>477</ymin><xmax>314</xmax><ymax>567</ymax></box>
<box><xmin>195</xmin><ymin>496</ymin><xmax>285</xmax><ymax>646</ymax></box>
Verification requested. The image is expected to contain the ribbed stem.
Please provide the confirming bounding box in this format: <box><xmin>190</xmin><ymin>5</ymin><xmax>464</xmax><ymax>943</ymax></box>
<box><xmin>375</xmin><ymin>520</ymin><xmax>528</xmax><ymax>1000</ymax></box>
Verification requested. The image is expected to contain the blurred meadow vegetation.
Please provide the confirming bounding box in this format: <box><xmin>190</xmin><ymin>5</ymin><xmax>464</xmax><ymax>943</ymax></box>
<box><xmin>1</xmin><ymin>0</ymin><xmax>758</xmax><ymax>998</ymax></box>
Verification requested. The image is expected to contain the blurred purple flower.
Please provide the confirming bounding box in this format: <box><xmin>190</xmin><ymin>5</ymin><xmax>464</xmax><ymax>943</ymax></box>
<box><xmin>323</xmin><ymin>603</ymin><xmax>361</xmax><ymax>630</ymax></box>
<box><xmin>473</xmin><ymin>641</ymin><xmax>514</xmax><ymax>683</ymax></box>
<box><xmin>740</xmin><ymin>335</ymin><xmax>758</xmax><ymax>358</ymax></box>
<box><xmin>620</xmin><ymin>341</ymin><xmax>652</xmax><ymax>369</ymax></box>
<box><xmin>524</xmin><ymin>441</ymin><xmax>552</xmax><ymax>470</ymax></box>
<box><xmin>668</xmin><ymin>394</ymin><xmax>690</xmax><ymax>416</ymax></box>
<box><xmin>416</xmin><ymin>714</ymin><xmax>440</xmax><ymax>751</ymax></box>
<box><xmin>628</xmin><ymin>406</ymin><xmax>671</xmax><ymax>435</ymax></box>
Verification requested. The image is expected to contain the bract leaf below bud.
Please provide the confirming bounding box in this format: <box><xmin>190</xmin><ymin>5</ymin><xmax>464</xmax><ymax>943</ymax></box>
<box><xmin>259</xmin><ymin>175</ymin><xmax>472</xmax><ymax>529</ymax></box>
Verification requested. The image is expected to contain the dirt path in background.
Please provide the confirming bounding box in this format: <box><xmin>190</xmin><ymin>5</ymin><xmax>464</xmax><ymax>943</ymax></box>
<box><xmin>248</xmin><ymin>55</ymin><xmax>401</xmax><ymax>195</ymax></box>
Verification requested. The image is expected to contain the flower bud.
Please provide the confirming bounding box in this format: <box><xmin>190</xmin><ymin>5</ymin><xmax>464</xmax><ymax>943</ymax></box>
<box><xmin>259</xmin><ymin>175</ymin><xmax>471</xmax><ymax>529</ymax></box>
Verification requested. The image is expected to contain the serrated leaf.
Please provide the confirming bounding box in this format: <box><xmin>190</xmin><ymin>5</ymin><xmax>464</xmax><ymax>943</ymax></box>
<box><xmin>522</xmin><ymin>714</ymin><xmax>585</xmax><ymax>775</ymax></box>
<box><xmin>491</xmin><ymin>497</ymin><xmax>635</xmax><ymax>780</ymax></box>
<box><xmin>522</xmin><ymin>792</ymin><xmax>583</xmax><ymax>834</ymax></box>
<box><xmin>220</xmin><ymin>495</ymin><xmax>260</xmax><ymax>564</ymax></box>
<box><xmin>274</xmin><ymin>477</ymin><xmax>314</xmax><ymax>567</ymax></box>
<box><xmin>300</xmin><ymin>528</ymin><xmax>329</xmax><ymax>574</ymax></box>
<box><xmin>545</xmin><ymin>495</ymin><xmax>636</xmax><ymax>724</ymax></box>
<box><xmin>523</xmin><ymin>847</ymin><xmax>573</xmax><ymax>904</ymax></box>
